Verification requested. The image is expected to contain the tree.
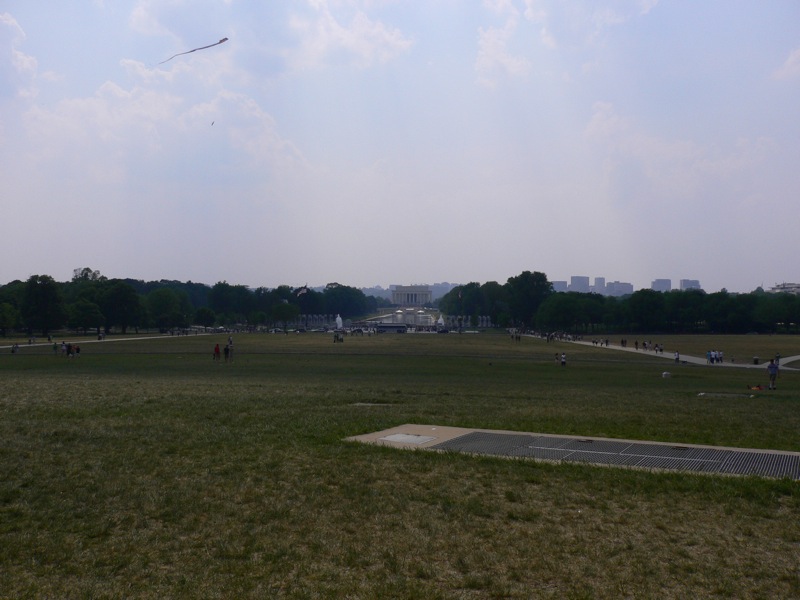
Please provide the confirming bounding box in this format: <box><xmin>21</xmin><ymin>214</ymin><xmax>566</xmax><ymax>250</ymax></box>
<box><xmin>293</xmin><ymin>286</ymin><xmax>325</xmax><ymax>317</ymax></box>
<box><xmin>0</xmin><ymin>280</ymin><xmax>25</xmax><ymax>309</ymax></box>
<box><xmin>99</xmin><ymin>281</ymin><xmax>141</xmax><ymax>333</ymax></box>
<box><xmin>627</xmin><ymin>289</ymin><xmax>666</xmax><ymax>332</ymax></box>
<box><xmin>0</xmin><ymin>302</ymin><xmax>20</xmax><ymax>336</ymax></box>
<box><xmin>460</xmin><ymin>283</ymin><xmax>483</xmax><ymax>317</ymax></box>
<box><xmin>602</xmin><ymin>296</ymin><xmax>626</xmax><ymax>331</ymax></box>
<box><xmin>147</xmin><ymin>288</ymin><xmax>187</xmax><ymax>331</ymax></box>
<box><xmin>504</xmin><ymin>271</ymin><xmax>552</xmax><ymax>326</ymax></box>
<box><xmin>68</xmin><ymin>299</ymin><xmax>105</xmax><ymax>334</ymax></box>
<box><xmin>437</xmin><ymin>287</ymin><xmax>461</xmax><ymax>315</ymax></box>
<box><xmin>773</xmin><ymin>293</ymin><xmax>800</xmax><ymax>333</ymax></box>
<box><xmin>194</xmin><ymin>307</ymin><xmax>216</xmax><ymax>328</ymax></box>
<box><xmin>725</xmin><ymin>293</ymin><xmax>757</xmax><ymax>333</ymax></box>
<box><xmin>480</xmin><ymin>281</ymin><xmax>510</xmax><ymax>327</ymax></box>
<box><xmin>21</xmin><ymin>275</ymin><xmax>67</xmax><ymax>336</ymax></box>
<box><xmin>271</xmin><ymin>301</ymin><xmax>300</xmax><ymax>330</ymax></box>
<box><xmin>72</xmin><ymin>267</ymin><xmax>105</xmax><ymax>282</ymax></box>
<box><xmin>439</xmin><ymin>283</ymin><xmax>481</xmax><ymax>319</ymax></box>
<box><xmin>703</xmin><ymin>291</ymin><xmax>734</xmax><ymax>333</ymax></box>
<box><xmin>664</xmin><ymin>289</ymin><xmax>706</xmax><ymax>333</ymax></box>
<box><xmin>248</xmin><ymin>310</ymin><xmax>268</xmax><ymax>328</ymax></box>
<box><xmin>323</xmin><ymin>284</ymin><xmax>368</xmax><ymax>318</ymax></box>
<box><xmin>209</xmin><ymin>281</ymin><xmax>253</xmax><ymax>324</ymax></box>
<box><xmin>537</xmin><ymin>293</ymin><xmax>582</xmax><ymax>331</ymax></box>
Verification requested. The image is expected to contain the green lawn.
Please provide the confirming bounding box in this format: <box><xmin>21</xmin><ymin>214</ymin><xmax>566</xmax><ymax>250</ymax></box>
<box><xmin>1</xmin><ymin>332</ymin><xmax>798</xmax><ymax>598</ymax></box>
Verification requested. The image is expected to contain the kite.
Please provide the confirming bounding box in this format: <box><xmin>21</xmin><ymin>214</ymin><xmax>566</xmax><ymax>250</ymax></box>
<box><xmin>159</xmin><ymin>37</ymin><xmax>229</xmax><ymax>65</ymax></box>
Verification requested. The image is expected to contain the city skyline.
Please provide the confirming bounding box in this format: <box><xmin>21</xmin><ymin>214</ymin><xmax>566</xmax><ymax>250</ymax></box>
<box><xmin>3</xmin><ymin>3</ymin><xmax>799</xmax><ymax>294</ymax></box>
<box><xmin>3</xmin><ymin>268</ymin><xmax>790</xmax><ymax>294</ymax></box>
<box><xmin>551</xmin><ymin>275</ymin><xmax>704</xmax><ymax>297</ymax></box>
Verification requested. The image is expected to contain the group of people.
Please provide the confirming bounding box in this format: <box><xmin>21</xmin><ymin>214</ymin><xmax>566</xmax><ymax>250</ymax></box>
<box><xmin>213</xmin><ymin>337</ymin><xmax>234</xmax><ymax>362</ymax></box>
<box><xmin>705</xmin><ymin>350</ymin><xmax>725</xmax><ymax>364</ymax></box>
<box><xmin>633</xmin><ymin>340</ymin><xmax>665</xmax><ymax>353</ymax></box>
<box><xmin>55</xmin><ymin>341</ymin><xmax>81</xmax><ymax>357</ymax></box>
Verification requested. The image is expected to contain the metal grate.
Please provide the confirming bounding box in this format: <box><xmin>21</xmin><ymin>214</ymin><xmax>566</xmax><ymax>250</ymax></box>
<box><xmin>429</xmin><ymin>432</ymin><xmax>800</xmax><ymax>480</ymax></box>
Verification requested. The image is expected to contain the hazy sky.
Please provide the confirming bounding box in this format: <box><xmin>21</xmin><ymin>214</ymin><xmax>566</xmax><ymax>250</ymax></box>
<box><xmin>3</xmin><ymin>1</ymin><xmax>799</xmax><ymax>292</ymax></box>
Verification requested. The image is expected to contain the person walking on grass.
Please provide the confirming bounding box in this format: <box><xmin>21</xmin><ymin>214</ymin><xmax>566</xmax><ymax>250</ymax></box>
<box><xmin>766</xmin><ymin>359</ymin><xmax>779</xmax><ymax>390</ymax></box>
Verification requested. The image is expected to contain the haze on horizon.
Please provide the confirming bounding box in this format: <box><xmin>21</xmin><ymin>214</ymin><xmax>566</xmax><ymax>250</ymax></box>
<box><xmin>2</xmin><ymin>2</ymin><xmax>799</xmax><ymax>294</ymax></box>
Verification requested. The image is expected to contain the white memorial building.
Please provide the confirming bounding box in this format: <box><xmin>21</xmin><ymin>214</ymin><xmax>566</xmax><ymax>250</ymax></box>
<box><xmin>391</xmin><ymin>285</ymin><xmax>433</xmax><ymax>307</ymax></box>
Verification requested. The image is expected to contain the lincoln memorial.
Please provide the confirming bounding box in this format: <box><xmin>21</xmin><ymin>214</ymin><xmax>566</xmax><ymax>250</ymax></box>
<box><xmin>391</xmin><ymin>285</ymin><xmax>433</xmax><ymax>307</ymax></box>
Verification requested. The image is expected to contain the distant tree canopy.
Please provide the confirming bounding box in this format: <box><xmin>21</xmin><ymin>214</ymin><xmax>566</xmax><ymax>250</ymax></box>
<box><xmin>68</xmin><ymin>298</ymin><xmax>105</xmax><ymax>334</ymax></box>
<box><xmin>99</xmin><ymin>281</ymin><xmax>142</xmax><ymax>334</ymax></box>
<box><xmin>1</xmin><ymin>268</ymin><xmax>798</xmax><ymax>335</ymax></box>
<box><xmin>0</xmin><ymin>268</ymin><xmax>396</xmax><ymax>334</ymax></box>
<box><xmin>146</xmin><ymin>288</ymin><xmax>191</xmax><ymax>331</ymax></box>
<box><xmin>439</xmin><ymin>276</ymin><xmax>800</xmax><ymax>334</ymax></box>
<box><xmin>439</xmin><ymin>271</ymin><xmax>553</xmax><ymax>328</ymax></box>
<box><xmin>322</xmin><ymin>283</ymin><xmax>368</xmax><ymax>319</ymax></box>
<box><xmin>22</xmin><ymin>275</ymin><xmax>67</xmax><ymax>336</ymax></box>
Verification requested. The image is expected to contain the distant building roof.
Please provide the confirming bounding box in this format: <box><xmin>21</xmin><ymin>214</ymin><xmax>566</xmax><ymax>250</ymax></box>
<box><xmin>769</xmin><ymin>283</ymin><xmax>800</xmax><ymax>294</ymax></box>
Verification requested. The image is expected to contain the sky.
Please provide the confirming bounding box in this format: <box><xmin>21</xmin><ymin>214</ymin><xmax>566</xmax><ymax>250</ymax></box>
<box><xmin>2</xmin><ymin>1</ymin><xmax>799</xmax><ymax>293</ymax></box>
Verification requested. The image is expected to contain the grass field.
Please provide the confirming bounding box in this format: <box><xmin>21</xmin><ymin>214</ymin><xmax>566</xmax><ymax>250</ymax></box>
<box><xmin>1</xmin><ymin>332</ymin><xmax>798</xmax><ymax>598</ymax></box>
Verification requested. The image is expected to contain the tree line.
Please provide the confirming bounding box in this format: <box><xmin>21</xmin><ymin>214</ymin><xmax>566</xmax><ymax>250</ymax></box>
<box><xmin>0</xmin><ymin>268</ymin><xmax>391</xmax><ymax>336</ymax></box>
<box><xmin>440</xmin><ymin>274</ymin><xmax>800</xmax><ymax>334</ymax></box>
<box><xmin>2</xmin><ymin>268</ymin><xmax>798</xmax><ymax>337</ymax></box>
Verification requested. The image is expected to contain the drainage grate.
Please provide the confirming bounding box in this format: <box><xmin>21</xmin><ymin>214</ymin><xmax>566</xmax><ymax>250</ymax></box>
<box><xmin>508</xmin><ymin>446</ymin><xmax>573</xmax><ymax>461</ymax></box>
<box><xmin>563</xmin><ymin>451</ymin><xmax>645</xmax><ymax>467</ymax></box>
<box><xmin>716</xmin><ymin>451</ymin><xmax>800</xmax><ymax>479</ymax></box>
<box><xmin>429</xmin><ymin>432</ymin><xmax>800</xmax><ymax>480</ymax></box>
<box><xmin>561</xmin><ymin>439</ymin><xmax>634</xmax><ymax>454</ymax></box>
<box><xmin>635</xmin><ymin>455</ymin><xmax>721</xmax><ymax>473</ymax></box>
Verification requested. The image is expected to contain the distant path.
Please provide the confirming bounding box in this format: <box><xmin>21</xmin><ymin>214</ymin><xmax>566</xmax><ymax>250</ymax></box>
<box><xmin>565</xmin><ymin>339</ymin><xmax>798</xmax><ymax>371</ymax></box>
<box><xmin>0</xmin><ymin>332</ymin><xmax>211</xmax><ymax>351</ymax></box>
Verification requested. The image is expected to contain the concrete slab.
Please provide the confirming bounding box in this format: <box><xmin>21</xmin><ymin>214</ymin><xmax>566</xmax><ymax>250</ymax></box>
<box><xmin>347</xmin><ymin>424</ymin><xmax>800</xmax><ymax>480</ymax></box>
<box><xmin>346</xmin><ymin>424</ymin><xmax>473</xmax><ymax>449</ymax></box>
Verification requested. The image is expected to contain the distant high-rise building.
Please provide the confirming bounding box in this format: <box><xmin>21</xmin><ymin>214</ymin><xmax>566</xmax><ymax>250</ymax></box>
<box><xmin>606</xmin><ymin>281</ymin><xmax>634</xmax><ymax>297</ymax></box>
<box><xmin>592</xmin><ymin>277</ymin><xmax>606</xmax><ymax>294</ymax></box>
<box><xmin>651</xmin><ymin>279</ymin><xmax>671</xmax><ymax>292</ymax></box>
<box><xmin>680</xmin><ymin>279</ymin><xmax>702</xmax><ymax>291</ymax></box>
<box><xmin>552</xmin><ymin>281</ymin><xmax>568</xmax><ymax>293</ymax></box>
<box><xmin>569</xmin><ymin>276</ymin><xmax>590</xmax><ymax>293</ymax></box>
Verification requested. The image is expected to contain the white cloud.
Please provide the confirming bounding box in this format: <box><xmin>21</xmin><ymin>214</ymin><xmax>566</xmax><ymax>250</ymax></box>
<box><xmin>0</xmin><ymin>12</ymin><xmax>37</xmax><ymax>99</ymax></box>
<box><xmin>128</xmin><ymin>0</ymin><xmax>174</xmax><ymax>37</ymax></box>
<box><xmin>773</xmin><ymin>47</ymin><xmax>800</xmax><ymax>80</ymax></box>
<box><xmin>483</xmin><ymin>0</ymin><xmax>519</xmax><ymax>17</ymax></box>
<box><xmin>522</xmin><ymin>0</ymin><xmax>546</xmax><ymax>23</ymax></box>
<box><xmin>287</xmin><ymin>1</ymin><xmax>412</xmax><ymax>69</ymax></box>
<box><xmin>539</xmin><ymin>26</ymin><xmax>556</xmax><ymax>49</ymax></box>
<box><xmin>475</xmin><ymin>17</ymin><xmax>529</xmax><ymax>86</ymax></box>
<box><xmin>637</xmin><ymin>0</ymin><xmax>659</xmax><ymax>15</ymax></box>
